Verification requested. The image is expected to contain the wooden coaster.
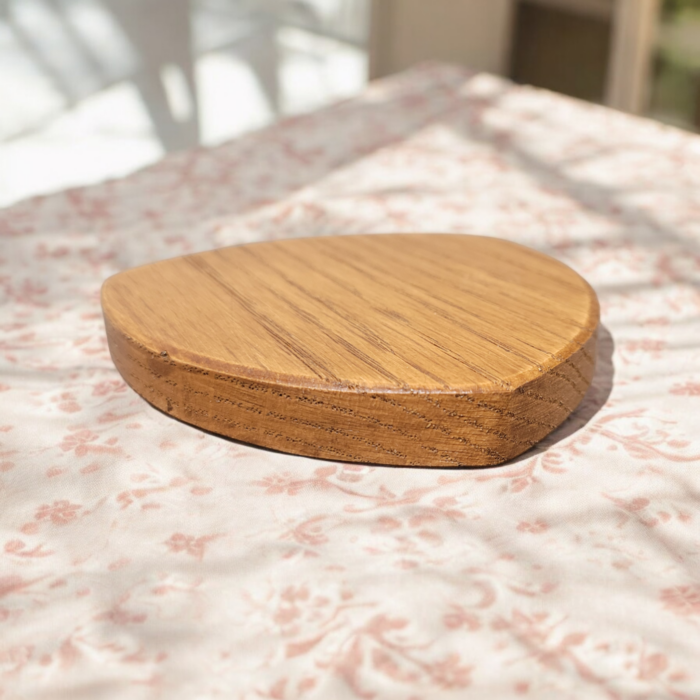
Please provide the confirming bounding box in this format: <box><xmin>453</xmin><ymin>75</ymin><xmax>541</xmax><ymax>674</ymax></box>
<box><xmin>102</xmin><ymin>234</ymin><xmax>599</xmax><ymax>467</ymax></box>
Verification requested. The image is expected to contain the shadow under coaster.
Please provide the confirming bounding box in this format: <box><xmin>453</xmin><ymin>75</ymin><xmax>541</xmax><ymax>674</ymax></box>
<box><xmin>101</xmin><ymin>234</ymin><xmax>600</xmax><ymax>467</ymax></box>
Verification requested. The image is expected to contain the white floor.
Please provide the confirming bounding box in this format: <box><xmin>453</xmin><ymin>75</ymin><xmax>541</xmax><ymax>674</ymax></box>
<box><xmin>0</xmin><ymin>0</ymin><xmax>368</xmax><ymax>207</ymax></box>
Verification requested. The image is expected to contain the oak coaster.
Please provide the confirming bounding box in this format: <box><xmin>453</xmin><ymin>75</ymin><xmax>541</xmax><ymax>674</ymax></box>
<box><xmin>101</xmin><ymin>234</ymin><xmax>599</xmax><ymax>467</ymax></box>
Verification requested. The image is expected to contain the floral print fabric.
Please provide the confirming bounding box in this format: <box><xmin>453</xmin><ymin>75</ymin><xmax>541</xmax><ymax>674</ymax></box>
<box><xmin>2</xmin><ymin>64</ymin><xmax>700</xmax><ymax>699</ymax></box>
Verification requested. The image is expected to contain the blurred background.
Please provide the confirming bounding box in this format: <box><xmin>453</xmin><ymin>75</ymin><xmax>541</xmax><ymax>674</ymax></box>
<box><xmin>1</xmin><ymin>0</ymin><xmax>699</xmax><ymax>207</ymax></box>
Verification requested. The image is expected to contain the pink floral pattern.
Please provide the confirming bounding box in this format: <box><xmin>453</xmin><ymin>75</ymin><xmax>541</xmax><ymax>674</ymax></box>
<box><xmin>1</xmin><ymin>64</ymin><xmax>700</xmax><ymax>698</ymax></box>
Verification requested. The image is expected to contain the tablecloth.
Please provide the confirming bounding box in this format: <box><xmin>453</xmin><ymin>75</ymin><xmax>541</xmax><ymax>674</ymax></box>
<box><xmin>2</xmin><ymin>63</ymin><xmax>700</xmax><ymax>699</ymax></box>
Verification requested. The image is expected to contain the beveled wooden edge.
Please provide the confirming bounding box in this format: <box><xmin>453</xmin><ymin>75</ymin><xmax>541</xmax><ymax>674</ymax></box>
<box><xmin>103</xmin><ymin>313</ymin><xmax>598</xmax><ymax>467</ymax></box>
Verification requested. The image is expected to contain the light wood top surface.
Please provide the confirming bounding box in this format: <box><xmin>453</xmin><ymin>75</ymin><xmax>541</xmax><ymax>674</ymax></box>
<box><xmin>102</xmin><ymin>234</ymin><xmax>599</xmax><ymax>466</ymax></box>
<box><xmin>103</xmin><ymin>234</ymin><xmax>598</xmax><ymax>393</ymax></box>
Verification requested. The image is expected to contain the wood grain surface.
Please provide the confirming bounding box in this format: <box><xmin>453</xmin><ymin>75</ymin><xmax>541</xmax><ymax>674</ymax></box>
<box><xmin>101</xmin><ymin>234</ymin><xmax>600</xmax><ymax>467</ymax></box>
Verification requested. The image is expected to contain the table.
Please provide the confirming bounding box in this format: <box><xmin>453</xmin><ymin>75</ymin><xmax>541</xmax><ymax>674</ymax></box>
<box><xmin>2</xmin><ymin>63</ymin><xmax>700</xmax><ymax>699</ymax></box>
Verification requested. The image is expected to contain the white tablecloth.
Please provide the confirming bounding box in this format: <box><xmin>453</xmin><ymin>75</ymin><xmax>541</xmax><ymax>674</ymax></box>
<box><xmin>2</xmin><ymin>64</ymin><xmax>700</xmax><ymax>699</ymax></box>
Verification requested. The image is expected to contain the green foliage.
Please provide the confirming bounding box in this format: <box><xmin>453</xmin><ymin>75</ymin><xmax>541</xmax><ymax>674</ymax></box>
<box><xmin>662</xmin><ymin>0</ymin><xmax>700</xmax><ymax>21</ymax></box>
